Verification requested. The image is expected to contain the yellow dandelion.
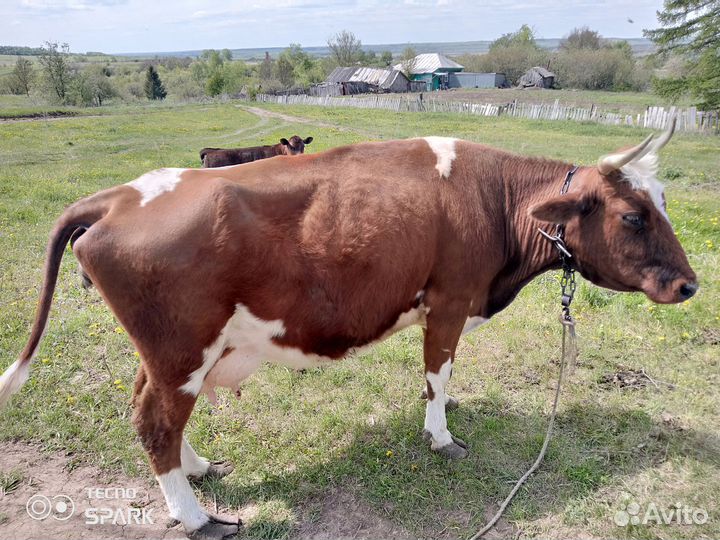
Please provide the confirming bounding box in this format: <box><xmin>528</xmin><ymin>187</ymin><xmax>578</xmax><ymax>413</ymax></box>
<box><xmin>133</xmin><ymin>351</ymin><xmax>140</xmax><ymax>358</ymax></box>
<box><xmin>682</xmin><ymin>332</ymin><xmax>690</xmax><ymax>339</ymax></box>
<box><xmin>66</xmin><ymin>395</ymin><xmax>76</xmax><ymax>405</ymax></box>
<box><xmin>410</xmin><ymin>463</ymin><xmax>418</xmax><ymax>471</ymax></box>
<box><xmin>658</xmin><ymin>336</ymin><xmax>666</xmax><ymax>341</ymax></box>
<box><xmin>41</xmin><ymin>358</ymin><xmax>50</xmax><ymax>364</ymax></box>
<box><xmin>386</xmin><ymin>450</ymin><xmax>393</xmax><ymax>457</ymax></box>
<box><xmin>114</xmin><ymin>326</ymin><xmax>125</xmax><ymax>334</ymax></box>
<box><xmin>113</xmin><ymin>379</ymin><xmax>122</xmax><ymax>385</ymax></box>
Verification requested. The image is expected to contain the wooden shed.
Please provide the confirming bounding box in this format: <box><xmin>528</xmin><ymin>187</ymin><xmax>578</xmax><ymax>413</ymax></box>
<box><xmin>312</xmin><ymin>67</ymin><xmax>411</xmax><ymax>96</ymax></box>
<box><xmin>517</xmin><ymin>67</ymin><xmax>555</xmax><ymax>89</ymax></box>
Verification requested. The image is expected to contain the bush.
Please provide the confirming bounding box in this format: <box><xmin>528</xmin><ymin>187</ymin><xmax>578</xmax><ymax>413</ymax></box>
<box><xmin>161</xmin><ymin>70</ymin><xmax>204</xmax><ymax>100</ymax></box>
<box><xmin>552</xmin><ymin>47</ymin><xmax>647</xmax><ymax>91</ymax></box>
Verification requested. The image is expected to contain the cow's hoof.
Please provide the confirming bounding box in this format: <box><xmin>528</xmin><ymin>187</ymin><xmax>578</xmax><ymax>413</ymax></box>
<box><xmin>422</xmin><ymin>431</ymin><xmax>469</xmax><ymax>459</ymax></box>
<box><xmin>446</xmin><ymin>396</ymin><xmax>460</xmax><ymax>410</ymax></box>
<box><xmin>207</xmin><ymin>460</ymin><xmax>235</xmax><ymax>479</ymax></box>
<box><xmin>186</xmin><ymin>516</ymin><xmax>240</xmax><ymax>540</ymax></box>
<box><xmin>189</xmin><ymin>461</ymin><xmax>234</xmax><ymax>482</ymax></box>
<box><xmin>435</xmin><ymin>441</ymin><xmax>469</xmax><ymax>460</ymax></box>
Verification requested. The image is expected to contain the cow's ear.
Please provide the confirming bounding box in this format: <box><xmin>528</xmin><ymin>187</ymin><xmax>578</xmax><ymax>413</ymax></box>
<box><xmin>529</xmin><ymin>192</ymin><xmax>587</xmax><ymax>224</ymax></box>
<box><xmin>303</xmin><ymin>137</ymin><xmax>313</xmax><ymax>144</ymax></box>
<box><xmin>280</xmin><ymin>138</ymin><xmax>289</xmax><ymax>146</ymax></box>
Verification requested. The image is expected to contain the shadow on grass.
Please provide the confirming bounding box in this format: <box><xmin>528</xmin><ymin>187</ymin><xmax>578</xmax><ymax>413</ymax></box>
<box><xmin>196</xmin><ymin>397</ymin><xmax>720</xmax><ymax>539</ymax></box>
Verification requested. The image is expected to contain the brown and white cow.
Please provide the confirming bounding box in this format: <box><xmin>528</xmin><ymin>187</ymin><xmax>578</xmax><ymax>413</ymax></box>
<box><xmin>200</xmin><ymin>135</ymin><xmax>313</xmax><ymax>167</ymax></box>
<box><xmin>0</xmin><ymin>123</ymin><xmax>697</xmax><ymax>540</ymax></box>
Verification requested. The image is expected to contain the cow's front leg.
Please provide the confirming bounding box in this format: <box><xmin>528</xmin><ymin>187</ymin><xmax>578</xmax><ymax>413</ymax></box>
<box><xmin>421</xmin><ymin>307</ymin><xmax>468</xmax><ymax>460</ymax></box>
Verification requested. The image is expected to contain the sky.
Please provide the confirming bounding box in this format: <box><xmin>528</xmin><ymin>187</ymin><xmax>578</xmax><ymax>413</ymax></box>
<box><xmin>1</xmin><ymin>0</ymin><xmax>665</xmax><ymax>54</ymax></box>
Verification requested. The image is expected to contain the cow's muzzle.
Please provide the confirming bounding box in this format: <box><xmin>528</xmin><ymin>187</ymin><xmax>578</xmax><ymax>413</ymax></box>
<box><xmin>678</xmin><ymin>281</ymin><xmax>699</xmax><ymax>301</ymax></box>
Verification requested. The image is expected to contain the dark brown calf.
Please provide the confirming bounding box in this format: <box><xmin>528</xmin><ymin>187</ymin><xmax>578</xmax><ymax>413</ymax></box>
<box><xmin>0</xmin><ymin>123</ymin><xmax>696</xmax><ymax>540</ymax></box>
<box><xmin>200</xmin><ymin>135</ymin><xmax>313</xmax><ymax>167</ymax></box>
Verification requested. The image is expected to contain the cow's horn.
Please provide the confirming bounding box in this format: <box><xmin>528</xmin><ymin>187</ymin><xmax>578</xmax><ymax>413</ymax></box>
<box><xmin>597</xmin><ymin>133</ymin><xmax>654</xmax><ymax>175</ymax></box>
<box><xmin>650</xmin><ymin>115</ymin><xmax>676</xmax><ymax>154</ymax></box>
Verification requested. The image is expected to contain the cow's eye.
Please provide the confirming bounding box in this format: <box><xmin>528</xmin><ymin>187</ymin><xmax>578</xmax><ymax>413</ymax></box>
<box><xmin>622</xmin><ymin>213</ymin><xmax>644</xmax><ymax>229</ymax></box>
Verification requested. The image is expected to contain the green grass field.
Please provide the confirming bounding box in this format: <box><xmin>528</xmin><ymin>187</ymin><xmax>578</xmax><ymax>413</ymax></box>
<box><xmin>0</xmin><ymin>99</ymin><xmax>718</xmax><ymax>539</ymax></box>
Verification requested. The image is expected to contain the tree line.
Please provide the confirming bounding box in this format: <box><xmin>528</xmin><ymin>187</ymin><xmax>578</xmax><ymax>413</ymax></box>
<box><xmin>2</xmin><ymin>2</ymin><xmax>716</xmax><ymax>111</ymax></box>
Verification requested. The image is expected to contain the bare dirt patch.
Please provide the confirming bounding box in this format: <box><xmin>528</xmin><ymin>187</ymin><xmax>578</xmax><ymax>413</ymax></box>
<box><xmin>0</xmin><ymin>442</ymin><xmax>422</xmax><ymax>540</ymax></box>
<box><xmin>0</xmin><ymin>441</ymin><xmax>181</xmax><ymax>540</ymax></box>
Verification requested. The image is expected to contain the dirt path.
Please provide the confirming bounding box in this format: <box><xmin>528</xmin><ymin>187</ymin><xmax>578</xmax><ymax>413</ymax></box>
<box><xmin>237</xmin><ymin>105</ymin><xmax>380</xmax><ymax>138</ymax></box>
<box><xmin>0</xmin><ymin>114</ymin><xmax>104</xmax><ymax>124</ymax></box>
<box><xmin>0</xmin><ymin>441</ymin><xmax>419</xmax><ymax>540</ymax></box>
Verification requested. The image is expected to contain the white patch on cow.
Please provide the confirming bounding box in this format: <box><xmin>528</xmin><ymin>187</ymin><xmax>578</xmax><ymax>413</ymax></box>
<box><xmin>0</xmin><ymin>360</ymin><xmax>30</xmax><ymax>408</ymax></box>
<box><xmin>386</xmin><ymin>304</ymin><xmax>429</xmax><ymax>334</ymax></box>
<box><xmin>127</xmin><ymin>168</ymin><xmax>186</xmax><ymax>207</ymax></box>
<box><xmin>184</xmin><ymin>301</ymin><xmax>432</xmax><ymax>400</ymax></box>
<box><xmin>462</xmin><ymin>316</ymin><xmax>488</xmax><ymax>336</ymax></box>
<box><xmin>424</xmin><ymin>358</ymin><xmax>454</xmax><ymax>448</ymax></box>
<box><xmin>422</xmin><ymin>136</ymin><xmax>457</xmax><ymax>178</ymax></box>
<box><xmin>181</xmin><ymin>437</ymin><xmax>210</xmax><ymax>477</ymax></box>
<box><xmin>156</xmin><ymin>468</ymin><xmax>208</xmax><ymax>532</ymax></box>
<box><xmin>621</xmin><ymin>153</ymin><xmax>669</xmax><ymax>220</ymax></box>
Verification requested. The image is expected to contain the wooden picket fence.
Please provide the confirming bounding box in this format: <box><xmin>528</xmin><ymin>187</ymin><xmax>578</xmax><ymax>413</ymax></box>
<box><xmin>255</xmin><ymin>94</ymin><xmax>719</xmax><ymax>133</ymax></box>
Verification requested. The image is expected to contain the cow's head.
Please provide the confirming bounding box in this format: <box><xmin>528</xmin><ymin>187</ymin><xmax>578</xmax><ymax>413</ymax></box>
<box><xmin>280</xmin><ymin>135</ymin><xmax>313</xmax><ymax>155</ymax></box>
<box><xmin>530</xmin><ymin>120</ymin><xmax>698</xmax><ymax>304</ymax></box>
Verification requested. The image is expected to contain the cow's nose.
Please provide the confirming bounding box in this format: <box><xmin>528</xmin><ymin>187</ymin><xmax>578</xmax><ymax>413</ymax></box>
<box><xmin>679</xmin><ymin>281</ymin><xmax>698</xmax><ymax>300</ymax></box>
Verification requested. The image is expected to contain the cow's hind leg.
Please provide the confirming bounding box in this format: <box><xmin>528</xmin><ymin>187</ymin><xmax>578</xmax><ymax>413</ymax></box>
<box><xmin>421</xmin><ymin>303</ymin><xmax>468</xmax><ymax>460</ymax></box>
<box><xmin>133</xmin><ymin>380</ymin><xmax>239</xmax><ymax>540</ymax></box>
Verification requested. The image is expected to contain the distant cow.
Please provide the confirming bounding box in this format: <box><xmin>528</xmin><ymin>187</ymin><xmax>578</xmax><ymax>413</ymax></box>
<box><xmin>200</xmin><ymin>135</ymin><xmax>313</xmax><ymax>167</ymax></box>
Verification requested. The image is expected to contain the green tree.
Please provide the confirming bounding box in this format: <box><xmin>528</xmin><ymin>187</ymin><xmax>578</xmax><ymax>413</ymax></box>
<box><xmin>144</xmin><ymin>65</ymin><xmax>167</xmax><ymax>100</ymax></box>
<box><xmin>259</xmin><ymin>52</ymin><xmax>274</xmax><ymax>83</ymax></box>
<box><xmin>205</xmin><ymin>70</ymin><xmax>225</xmax><ymax>96</ymax></box>
<box><xmin>278</xmin><ymin>43</ymin><xmax>321</xmax><ymax>87</ymax></box>
<box><xmin>399</xmin><ymin>46</ymin><xmax>417</xmax><ymax>77</ymax></box>
<box><xmin>380</xmin><ymin>51</ymin><xmax>393</xmax><ymax>66</ymax></box>
<box><xmin>645</xmin><ymin>0</ymin><xmax>720</xmax><ymax>109</ymax></box>
<box><xmin>327</xmin><ymin>30</ymin><xmax>362</xmax><ymax>66</ymax></box>
<box><xmin>490</xmin><ymin>24</ymin><xmax>537</xmax><ymax>51</ymax></box>
<box><xmin>275</xmin><ymin>56</ymin><xmax>295</xmax><ymax>88</ymax></box>
<box><xmin>9</xmin><ymin>57</ymin><xmax>35</xmax><ymax>96</ymax></box>
<box><xmin>479</xmin><ymin>25</ymin><xmax>549</xmax><ymax>85</ymax></box>
<box><xmin>38</xmin><ymin>41</ymin><xmax>72</xmax><ymax>102</ymax></box>
<box><xmin>70</xmin><ymin>64</ymin><xmax>116</xmax><ymax>106</ymax></box>
<box><xmin>560</xmin><ymin>26</ymin><xmax>603</xmax><ymax>50</ymax></box>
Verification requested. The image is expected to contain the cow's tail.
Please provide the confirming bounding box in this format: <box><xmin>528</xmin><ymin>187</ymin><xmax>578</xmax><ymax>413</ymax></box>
<box><xmin>0</xmin><ymin>191</ymin><xmax>114</xmax><ymax>408</ymax></box>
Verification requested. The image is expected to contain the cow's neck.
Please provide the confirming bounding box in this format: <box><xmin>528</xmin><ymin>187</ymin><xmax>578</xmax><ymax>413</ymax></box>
<box><xmin>484</xmin><ymin>158</ymin><xmax>577</xmax><ymax>317</ymax></box>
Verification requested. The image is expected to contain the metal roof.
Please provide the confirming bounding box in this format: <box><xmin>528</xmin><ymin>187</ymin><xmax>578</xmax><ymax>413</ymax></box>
<box><xmin>326</xmin><ymin>66</ymin><xmax>359</xmax><ymax>84</ymax></box>
<box><xmin>393</xmin><ymin>53</ymin><xmax>464</xmax><ymax>75</ymax></box>
<box><xmin>528</xmin><ymin>66</ymin><xmax>555</xmax><ymax>78</ymax></box>
<box><xmin>325</xmin><ymin>66</ymin><xmax>408</xmax><ymax>88</ymax></box>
